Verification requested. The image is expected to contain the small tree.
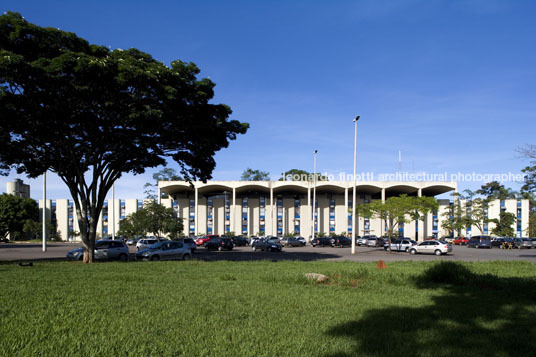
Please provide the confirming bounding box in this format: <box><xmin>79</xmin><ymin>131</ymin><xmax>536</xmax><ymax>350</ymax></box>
<box><xmin>359</xmin><ymin>195</ymin><xmax>438</xmax><ymax>251</ymax></box>
<box><xmin>465</xmin><ymin>198</ymin><xmax>490</xmax><ymax>236</ymax></box>
<box><xmin>118</xmin><ymin>202</ymin><xmax>183</xmax><ymax>239</ymax></box>
<box><xmin>240</xmin><ymin>168</ymin><xmax>270</xmax><ymax>181</ymax></box>
<box><xmin>440</xmin><ymin>198</ymin><xmax>466</xmax><ymax>237</ymax></box>
<box><xmin>490</xmin><ymin>212</ymin><xmax>516</xmax><ymax>237</ymax></box>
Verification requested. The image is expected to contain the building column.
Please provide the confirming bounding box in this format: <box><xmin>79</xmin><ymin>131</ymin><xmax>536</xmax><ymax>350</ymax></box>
<box><xmin>157</xmin><ymin>187</ymin><xmax>161</xmax><ymax>205</ymax></box>
<box><xmin>381</xmin><ymin>188</ymin><xmax>386</xmax><ymax>236</ymax></box>
<box><xmin>344</xmin><ymin>187</ymin><xmax>348</xmax><ymax>236</ymax></box>
<box><xmin>307</xmin><ymin>187</ymin><xmax>311</xmax><ymax>241</ymax></box>
<box><xmin>194</xmin><ymin>187</ymin><xmax>199</xmax><ymax>235</ymax></box>
<box><xmin>417</xmin><ymin>188</ymin><xmax>423</xmax><ymax>241</ymax></box>
<box><xmin>232</xmin><ymin>188</ymin><xmax>236</xmax><ymax>234</ymax></box>
<box><xmin>270</xmin><ymin>187</ymin><xmax>274</xmax><ymax>236</ymax></box>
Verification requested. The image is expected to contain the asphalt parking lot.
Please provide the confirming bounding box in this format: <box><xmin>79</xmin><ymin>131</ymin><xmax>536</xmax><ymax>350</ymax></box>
<box><xmin>1</xmin><ymin>242</ymin><xmax>536</xmax><ymax>263</ymax></box>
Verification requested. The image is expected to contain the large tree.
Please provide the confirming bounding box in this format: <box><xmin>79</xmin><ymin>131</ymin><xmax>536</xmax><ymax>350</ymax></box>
<box><xmin>0</xmin><ymin>193</ymin><xmax>39</xmax><ymax>240</ymax></box>
<box><xmin>240</xmin><ymin>168</ymin><xmax>270</xmax><ymax>181</ymax></box>
<box><xmin>0</xmin><ymin>13</ymin><xmax>248</xmax><ymax>262</ymax></box>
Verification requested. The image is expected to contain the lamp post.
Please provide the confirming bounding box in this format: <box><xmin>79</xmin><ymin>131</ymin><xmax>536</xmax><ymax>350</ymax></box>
<box><xmin>111</xmin><ymin>183</ymin><xmax>115</xmax><ymax>240</ymax></box>
<box><xmin>42</xmin><ymin>170</ymin><xmax>47</xmax><ymax>252</ymax></box>
<box><xmin>351</xmin><ymin>115</ymin><xmax>360</xmax><ymax>254</ymax></box>
<box><xmin>311</xmin><ymin>150</ymin><xmax>318</xmax><ymax>242</ymax></box>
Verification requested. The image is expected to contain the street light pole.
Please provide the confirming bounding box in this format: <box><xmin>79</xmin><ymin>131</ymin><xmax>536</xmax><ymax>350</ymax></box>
<box><xmin>111</xmin><ymin>183</ymin><xmax>115</xmax><ymax>240</ymax></box>
<box><xmin>312</xmin><ymin>150</ymin><xmax>318</xmax><ymax>242</ymax></box>
<box><xmin>42</xmin><ymin>170</ymin><xmax>47</xmax><ymax>252</ymax></box>
<box><xmin>352</xmin><ymin>116</ymin><xmax>360</xmax><ymax>254</ymax></box>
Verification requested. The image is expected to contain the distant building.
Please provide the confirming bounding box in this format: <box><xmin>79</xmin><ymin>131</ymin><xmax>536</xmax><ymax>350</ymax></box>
<box><xmin>6</xmin><ymin>179</ymin><xmax>30</xmax><ymax>198</ymax></box>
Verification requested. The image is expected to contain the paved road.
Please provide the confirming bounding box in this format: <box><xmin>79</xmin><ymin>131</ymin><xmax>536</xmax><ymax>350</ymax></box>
<box><xmin>1</xmin><ymin>242</ymin><xmax>536</xmax><ymax>263</ymax></box>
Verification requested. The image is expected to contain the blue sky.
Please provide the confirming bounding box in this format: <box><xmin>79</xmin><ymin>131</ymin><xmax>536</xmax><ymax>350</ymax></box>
<box><xmin>1</xmin><ymin>0</ymin><xmax>535</xmax><ymax>200</ymax></box>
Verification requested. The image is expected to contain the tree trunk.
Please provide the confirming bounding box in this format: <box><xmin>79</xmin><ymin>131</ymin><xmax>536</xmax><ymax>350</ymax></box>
<box><xmin>82</xmin><ymin>238</ymin><xmax>95</xmax><ymax>263</ymax></box>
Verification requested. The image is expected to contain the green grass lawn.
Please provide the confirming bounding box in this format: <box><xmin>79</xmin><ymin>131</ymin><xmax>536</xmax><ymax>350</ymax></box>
<box><xmin>1</xmin><ymin>259</ymin><xmax>535</xmax><ymax>356</ymax></box>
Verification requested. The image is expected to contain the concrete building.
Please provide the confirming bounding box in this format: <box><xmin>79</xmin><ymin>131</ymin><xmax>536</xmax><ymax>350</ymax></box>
<box><xmin>6</xmin><ymin>179</ymin><xmax>30</xmax><ymax>198</ymax></box>
<box><xmin>157</xmin><ymin>180</ymin><xmax>530</xmax><ymax>239</ymax></box>
<box><xmin>36</xmin><ymin>180</ymin><xmax>530</xmax><ymax>241</ymax></box>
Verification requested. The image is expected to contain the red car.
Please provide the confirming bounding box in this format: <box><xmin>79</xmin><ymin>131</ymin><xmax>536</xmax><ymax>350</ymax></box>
<box><xmin>195</xmin><ymin>234</ymin><xmax>219</xmax><ymax>246</ymax></box>
<box><xmin>453</xmin><ymin>237</ymin><xmax>469</xmax><ymax>245</ymax></box>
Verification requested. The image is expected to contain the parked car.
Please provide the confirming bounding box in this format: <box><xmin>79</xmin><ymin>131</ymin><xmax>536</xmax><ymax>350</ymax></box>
<box><xmin>252</xmin><ymin>238</ymin><xmax>283</xmax><ymax>252</ymax></box>
<box><xmin>467</xmin><ymin>235</ymin><xmax>492</xmax><ymax>249</ymax></box>
<box><xmin>513</xmin><ymin>238</ymin><xmax>532</xmax><ymax>249</ymax></box>
<box><xmin>126</xmin><ymin>237</ymin><xmax>140</xmax><ymax>246</ymax></box>
<box><xmin>231</xmin><ymin>236</ymin><xmax>249</xmax><ymax>247</ymax></box>
<box><xmin>366</xmin><ymin>237</ymin><xmax>384</xmax><ymax>247</ymax></box>
<box><xmin>136</xmin><ymin>240</ymin><xmax>191</xmax><ymax>261</ymax></box>
<box><xmin>66</xmin><ymin>240</ymin><xmax>129</xmax><ymax>261</ymax></box>
<box><xmin>491</xmin><ymin>238</ymin><xmax>508</xmax><ymax>248</ymax></box>
<box><xmin>384</xmin><ymin>238</ymin><xmax>417</xmax><ymax>252</ymax></box>
<box><xmin>409</xmin><ymin>240</ymin><xmax>453</xmax><ymax>256</ymax></box>
<box><xmin>531</xmin><ymin>238</ymin><xmax>536</xmax><ymax>248</ymax></box>
<box><xmin>0</xmin><ymin>237</ymin><xmax>10</xmax><ymax>243</ymax></box>
<box><xmin>205</xmin><ymin>237</ymin><xmax>234</xmax><ymax>251</ymax></box>
<box><xmin>311</xmin><ymin>237</ymin><xmax>335</xmax><ymax>247</ymax></box>
<box><xmin>452</xmin><ymin>237</ymin><xmax>469</xmax><ymax>245</ymax></box>
<box><xmin>181</xmin><ymin>238</ymin><xmax>197</xmax><ymax>253</ymax></box>
<box><xmin>281</xmin><ymin>237</ymin><xmax>306</xmax><ymax>247</ymax></box>
<box><xmin>136</xmin><ymin>237</ymin><xmax>159</xmax><ymax>251</ymax></box>
<box><xmin>357</xmin><ymin>235</ymin><xmax>377</xmax><ymax>246</ymax></box>
<box><xmin>296</xmin><ymin>237</ymin><xmax>307</xmax><ymax>245</ymax></box>
<box><xmin>332</xmin><ymin>236</ymin><xmax>352</xmax><ymax>247</ymax></box>
<box><xmin>195</xmin><ymin>234</ymin><xmax>219</xmax><ymax>246</ymax></box>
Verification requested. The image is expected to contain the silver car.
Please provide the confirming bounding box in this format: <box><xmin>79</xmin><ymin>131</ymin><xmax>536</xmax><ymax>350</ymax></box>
<box><xmin>181</xmin><ymin>238</ymin><xmax>197</xmax><ymax>253</ymax></box>
<box><xmin>136</xmin><ymin>241</ymin><xmax>192</xmax><ymax>261</ymax></box>
<box><xmin>409</xmin><ymin>240</ymin><xmax>453</xmax><ymax>256</ymax></box>
<box><xmin>66</xmin><ymin>240</ymin><xmax>129</xmax><ymax>261</ymax></box>
<box><xmin>384</xmin><ymin>238</ymin><xmax>417</xmax><ymax>252</ymax></box>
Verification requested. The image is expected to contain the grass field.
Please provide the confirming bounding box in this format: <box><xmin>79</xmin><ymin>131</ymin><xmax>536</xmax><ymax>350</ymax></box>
<box><xmin>1</xmin><ymin>259</ymin><xmax>535</xmax><ymax>356</ymax></box>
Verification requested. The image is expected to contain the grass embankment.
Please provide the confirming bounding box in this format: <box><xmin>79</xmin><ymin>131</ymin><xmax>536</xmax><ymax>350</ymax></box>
<box><xmin>1</xmin><ymin>260</ymin><xmax>535</xmax><ymax>356</ymax></box>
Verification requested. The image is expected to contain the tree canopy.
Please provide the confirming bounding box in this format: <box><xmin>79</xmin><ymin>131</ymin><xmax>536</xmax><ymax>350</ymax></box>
<box><xmin>240</xmin><ymin>168</ymin><xmax>270</xmax><ymax>181</ymax></box>
<box><xmin>144</xmin><ymin>168</ymin><xmax>183</xmax><ymax>199</ymax></box>
<box><xmin>118</xmin><ymin>202</ymin><xmax>183</xmax><ymax>239</ymax></box>
<box><xmin>358</xmin><ymin>195</ymin><xmax>438</xmax><ymax>246</ymax></box>
<box><xmin>0</xmin><ymin>13</ymin><xmax>248</xmax><ymax>261</ymax></box>
<box><xmin>279</xmin><ymin>169</ymin><xmax>328</xmax><ymax>181</ymax></box>
<box><xmin>0</xmin><ymin>193</ymin><xmax>39</xmax><ymax>240</ymax></box>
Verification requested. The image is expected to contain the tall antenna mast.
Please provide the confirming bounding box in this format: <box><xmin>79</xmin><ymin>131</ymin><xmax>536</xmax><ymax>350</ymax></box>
<box><xmin>398</xmin><ymin>150</ymin><xmax>402</xmax><ymax>173</ymax></box>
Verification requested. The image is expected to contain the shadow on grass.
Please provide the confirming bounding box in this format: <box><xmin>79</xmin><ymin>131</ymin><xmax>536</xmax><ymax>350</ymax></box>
<box><xmin>194</xmin><ymin>249</ymin><xmax>342</xmax><ymax>262</ymax></box>
<box><xmin>326</xmin><ymin>262</ymin><xmax>536</xmax><ymax>357</ymax></box>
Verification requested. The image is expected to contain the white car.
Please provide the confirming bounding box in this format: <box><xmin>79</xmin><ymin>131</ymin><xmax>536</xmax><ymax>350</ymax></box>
<box><xmin>384</xmin><ymin>238</ymin><xmax>417</xmax><ymax>252</ymax></box>
<box><xmin>136</xmin><ymin>237</ymin><xmax>159</xmax><ymax>251</ymax></box>
<box><xmin>409</xmin><ymin>240</ymin><xmax>453</xmax><ymax>256</ymax></box>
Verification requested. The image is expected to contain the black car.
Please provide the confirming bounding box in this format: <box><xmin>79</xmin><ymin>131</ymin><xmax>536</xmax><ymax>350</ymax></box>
<box><xmin>332</xmin><ymin>236</ymin><xmax>351</xmax><ymax>247</ymax></box>
<box><xmin>252</xmin><ymin>238</ymin><xmax>283</xmax><ymax>252</ymax></box>
<box><xmin>281</xmin><ymin>237</ymin><xmax>306</xmax><ymax>247</ymax></box>
<box><xmin>205</xmin><ymin>238</ymin><xmax>234</xmax><ymax>251</ymax></box>
<box><xmin>491</xmin><ymin>238</ymin><xmax>508</xmax><ymax>248</ymax></box>
<box><xmin>231</xmin><ymin>236</ymin><xmax>249</xmax><ymax>246</ymax></box>
<box><xmin>311</xmin><ymin>237</ymin><xmax>334</xmax><ymax>247</ymax></box>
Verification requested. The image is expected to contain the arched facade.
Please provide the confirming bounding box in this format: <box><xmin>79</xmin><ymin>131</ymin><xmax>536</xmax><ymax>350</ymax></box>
<box><xmin>159</xmin><ymin>180</ymin><xmax>459</xmax><ymax>239</ymax></box>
